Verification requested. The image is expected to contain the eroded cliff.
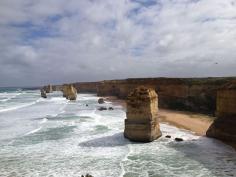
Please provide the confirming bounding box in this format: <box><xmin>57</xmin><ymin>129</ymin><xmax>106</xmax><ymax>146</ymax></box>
<box><xmin>207</xmin><ymin>81</ymin><xmax>236</xmax><ymax>143</ymax></box>
<box><xmin>97</xmin><ymin>77</ymin><xmax>236</xmax><ymax>114</ymax></box>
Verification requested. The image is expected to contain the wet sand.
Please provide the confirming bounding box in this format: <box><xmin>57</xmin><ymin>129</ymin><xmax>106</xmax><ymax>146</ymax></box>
<box><xmin>158</xmin><ymin>109</ymin><xmax>214</xmax><ymax>136</ymax></box>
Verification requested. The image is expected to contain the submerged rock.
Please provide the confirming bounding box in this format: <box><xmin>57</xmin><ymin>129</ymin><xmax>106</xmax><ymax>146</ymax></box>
<box><xmin>81</xmin><ymin>174</ymin><xmax>93</xmax><ymax>177</ymax></box>
<box><xmin>98</xmin><ymin>106</ymin><xmax>107</xmax><ymax>111</ymax></box>
<box><xmin>62</xmin><ymin>84</ymin><xmax>77</xmax><ymax>100</ymax></box>
<box><xmin>175</xmin><ymin>138</ymin><xmax>183</xmax><ymax>142</ymax></box>
<box><xmin>98</xmin><ymin>98</ymin><xmax>105</xmax><ymax>104</ymax></box>
<box><xmin>108</xmin><ymin>107</ymin><xmax>114</xmax><ymax>110</ymax></box>
<box><xmin>124</xmin><ymin>86</ymin><xmax>162</xmax><ymax>142</ymax></box>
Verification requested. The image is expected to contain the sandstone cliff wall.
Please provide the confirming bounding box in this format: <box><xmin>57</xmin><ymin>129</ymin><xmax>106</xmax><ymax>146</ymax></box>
<box><xmin>73</xmin><ymin>82</ymin><xmax>98</xmax><ymax>93</ymax></box>
<box><xmin>97</xmin><ymin>77</ymin><xmax>236</xmax><ymax>114</ymax></box>
<box><xmin>207</xmin><ymin>82</ymin><xmax>236</xmax><ymax>142</ymax></box>
<box><xmin>45</xmin><ymin>77</ymin><xmax>236</xmax><ymax>114</ymax></box>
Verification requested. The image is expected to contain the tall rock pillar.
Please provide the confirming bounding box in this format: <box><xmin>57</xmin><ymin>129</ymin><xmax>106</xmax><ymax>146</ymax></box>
<box><xmin>124</xmin><ymin>86</ymin><xmax>162</xmax><ymax>142</ymax></box>
<box><xmin>62</xmin><ymin>84</ymin><xmax>77</xmax><ymax>100</ymax></box>
<box><xmin>44</xmin><ymin>85</ymin><xmax>53</xmax><ymax>93</ymax></box>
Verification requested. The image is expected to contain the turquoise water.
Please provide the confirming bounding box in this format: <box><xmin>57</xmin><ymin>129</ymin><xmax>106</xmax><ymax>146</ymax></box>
<box><xmin>0</xmin><ymin>89</ymin><xmax>235</xmax><ymax>177</ymax></box>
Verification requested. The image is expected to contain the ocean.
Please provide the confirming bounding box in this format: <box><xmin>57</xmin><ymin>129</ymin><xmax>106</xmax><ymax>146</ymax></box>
<box><xmin>0</xmin><ymin>88</ymin><xmax>235</xmax><ymax>177</ymax></box>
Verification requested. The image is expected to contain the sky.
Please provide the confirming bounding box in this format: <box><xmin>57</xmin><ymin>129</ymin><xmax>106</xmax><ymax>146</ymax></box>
<box><xmin>0</xmin><ymin>0</ymin><xmax>236</xmax><ymax>87</ymax></box>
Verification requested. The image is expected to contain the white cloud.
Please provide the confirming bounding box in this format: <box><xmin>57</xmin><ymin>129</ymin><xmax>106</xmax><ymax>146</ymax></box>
<box><xmin>0</xmin><ymin>0</ymin><xmax>236</xmax><ymax>86</ymax></box>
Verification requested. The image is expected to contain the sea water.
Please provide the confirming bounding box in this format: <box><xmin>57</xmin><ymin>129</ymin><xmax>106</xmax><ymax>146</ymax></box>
<box><xmin>0</xmin><ymin>88</ymin><xmax>235</xmax><ymax>177</ymax></box>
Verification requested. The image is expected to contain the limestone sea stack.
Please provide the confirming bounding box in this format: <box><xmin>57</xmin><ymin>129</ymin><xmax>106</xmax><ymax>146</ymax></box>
<box><xmin>207</xmin><ymin>81</ymin><xmax>236</xmax><ymax>143</ymax></box>
<box><xmin>40</xmin><ymin>89</ymin><xmax>47</xmax><ymax>98</ymax></box>
<box><xmin>44</xmin><ymin>85</ymin><xmax>53</xmax><ymax>93</ymax></box>
<box><xmin>62</xmin><ymin>84</ymin><xmax>77</xmax><ymax>100</ymax></box>
<box><xmin>124</xmin><ymin>86</ymin><xmax>162</xmax><ymax>142</ymax></box>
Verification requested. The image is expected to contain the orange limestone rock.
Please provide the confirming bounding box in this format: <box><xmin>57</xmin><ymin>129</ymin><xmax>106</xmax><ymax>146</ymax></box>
<box><xmin>207</xmin><ymin>81</ymin><xmax>236</xmax><ymax>142</ymax></box>
<box><xmin>124</xmin><ymin>86</ymin><xmax>162</xmax><ymax>142</ymax></box>
<box><xmin>62</xmin><ymin>84</ymin><xmax>77</xmax><ymax>100</ymax></box>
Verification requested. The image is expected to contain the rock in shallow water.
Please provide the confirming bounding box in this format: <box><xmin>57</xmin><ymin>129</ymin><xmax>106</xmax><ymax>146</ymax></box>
<box><xmin>98</xmin><ymin>98</ymin><xmax>105</xmax><ymax>104</ymax></box>
<box><xmin>108</xmin><ymin>107</ymin><xmax>114</xmax><ymax>110</ymax></box>
<box><xmin>40</xmin><ymin>89</ymin><xmax>47</xmax><ymax>98</ymax></box>
<box><xmin>175</xmin><ymin>137</ymin><xmax>184</xmax><ymax>142</ymax></box>
<box><xmin>98</xmin><ymin>106</ymin><xmax>107</xmax><ymax>111</ymax></box>
<box><xmin>81</xmin><ymin>174</ymin><xmax>93</xmax><ymax>177</ymax></box>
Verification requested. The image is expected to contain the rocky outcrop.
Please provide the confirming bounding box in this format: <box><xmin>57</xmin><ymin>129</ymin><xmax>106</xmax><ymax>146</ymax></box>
<box><xmin>207</xmin><ymin>81</ymin><xmax>236</xmax><ymax>143</ymax></box>
<box><xmin>98</xmin><ymin>98</ymin><xmax>105</xmax><ymax>104</ymax></box>
<box><xmin>40</xmin><ymin>89</ymin><xmax>47</xmax><ymax>98</ymax></box>
<box><xmin>62</xmin><ymin>84</ymin><xmax>77</xmax><ymax>100</ymax></box>
<box><xmin>124</xmin><ymin>86</ymin><xmax>162</xmax><ymax>142</ymax></box>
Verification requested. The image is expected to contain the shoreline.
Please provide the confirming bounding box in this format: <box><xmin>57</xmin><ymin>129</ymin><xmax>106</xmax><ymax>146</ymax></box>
<box><xmin>158</xmin><ymin>109</ymin><xmax>213</xmax><ymax>136</ymax></box>
<box><xmin>105</xmin><ymin>96</ymin><xmax>213</xmax><ymax>136</ymax></box>
<box><xmin>105</xmin><ymin>96</ymin><xmax>236</xmax><ymax>150</ymax></box>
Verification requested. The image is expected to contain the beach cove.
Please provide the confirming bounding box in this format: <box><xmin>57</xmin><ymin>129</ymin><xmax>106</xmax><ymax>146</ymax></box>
<box><xmin>0</xmin><ymin>89</ymin><xmax>235</xmax><ymax>177</ymax></box>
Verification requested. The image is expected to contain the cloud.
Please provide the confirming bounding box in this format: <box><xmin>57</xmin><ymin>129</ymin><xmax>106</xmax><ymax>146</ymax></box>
<box><xmin>0</xmin><ymin>0</ymin><xmax>236</xmax><ymax>86</ymax></box>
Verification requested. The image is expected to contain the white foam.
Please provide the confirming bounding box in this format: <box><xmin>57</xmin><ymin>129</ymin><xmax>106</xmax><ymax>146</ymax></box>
<box><xmin>0</xmin><ymin>92</ymin><xmax>22</xmax><ymax>102</ymax></box>
<box><xmin>0</xmin><ymin>101</ymin><xmax>38</xmax><ymax>113</ymax></box>
<box><xmin>40</xmin><ymin>118</ymin><xmax>48</xmax><ymax>124</ymax></box>
<box><xmin>0</xmin><ymin>98</ymin><xmax>11</xmax><ymax>102</ymax></box>
<box><xmin>24</xmin><ymin>127</ymin><xmax>42</xmax><ymax>135</ymax></box>
<box><xmin>160</xmin><ymin>123</ymin><xmax>199</xmax><ymax>141</ymax></box>
<box><xmin>119</xmin><ymin>144</ymin><xmax>132</xmax><ymax>177</ymax></box>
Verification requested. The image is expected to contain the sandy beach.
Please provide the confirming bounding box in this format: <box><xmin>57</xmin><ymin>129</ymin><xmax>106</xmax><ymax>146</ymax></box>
<box><xmin>105</xmin><ymin>96</ymin><xmax>214</xmax><ymax>136</ymax></box>
<box><xmin>158</xmin><ymin>109</ymin><xmax>214</xmax><ymax>136</ymax></box>
<box><xmin>105</xmin><ymin>96</ymin><xmax>236</xmax><ymax>150</ymax></box>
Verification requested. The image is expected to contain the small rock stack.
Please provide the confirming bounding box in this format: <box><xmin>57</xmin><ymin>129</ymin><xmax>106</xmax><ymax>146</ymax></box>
<box><xmin>207</xmin><ymin>81</ymin><xmax>236</xmax><ymax>143</ymax></box>
<box><xmin>62</xmin><ymin>84</ymin><xmax>77</xmax><ymax>100</ymax></box>
<box><xmin>124</xmin><ymin>86</ymin><xmax>162</xmax><ymax>142</ymax></box>
<box><xmin>40</xmin><ymin>89</ymin><xmax>47</xmax><ymax>98</ymax></box>
<box><xmin>44</xmin><ymin>85</ymin><xmax>53</xmax><ymax>93</ymax></box>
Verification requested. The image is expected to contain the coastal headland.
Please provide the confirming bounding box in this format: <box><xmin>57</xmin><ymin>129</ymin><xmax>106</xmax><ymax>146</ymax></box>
<box><xmin>43</xmin><ymin>77</ymin><xmax>236</xmax><ymax>149</ymax></box>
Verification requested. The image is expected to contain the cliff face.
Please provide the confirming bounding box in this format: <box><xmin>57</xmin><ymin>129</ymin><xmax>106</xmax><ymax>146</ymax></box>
<box><xmin>124</xmin><ymin>86</ymin><xmax>162</xmax><ymax>142</ymax></box>
<box><xmin>73</xmin><ymin>82</ymin><xmax>98</xmax><ymax>93</ymax></box>
<box><xmin>97</xmin><ymin>78</ymin><xmax>236</xmax><ymax>114</ymax></box>
<box><xmin>46</xmin><ymin>77</ymin><xmax>236</xmax><ymax>114</ymax></box>
<box><xmin>207</xmin><ymin>82</ymin><xmax>236</xmax><ymax>142</ymax></box>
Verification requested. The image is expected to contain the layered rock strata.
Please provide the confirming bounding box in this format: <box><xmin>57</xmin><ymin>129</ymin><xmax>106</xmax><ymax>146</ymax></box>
<box><xmin>62</xmin><ymin>84</ymin><xmax>77</xmax><ymax>100</ymax></box>
<box><xmin>207</xmin><ymin>81</ymin><xmax>236</xmax><ymax>143</ymax></box>
<box><xmin>124</xmin><ymin>86</ymin><xmax>162</xmax><ymax>142</ymax></box>
<box><xmin>97</xmin><ymin>77</ymin><xmax>236</xmax><ymax>114</ymax></box>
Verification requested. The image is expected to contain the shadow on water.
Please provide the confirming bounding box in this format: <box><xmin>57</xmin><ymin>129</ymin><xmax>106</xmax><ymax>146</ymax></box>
<box><xmin>168</xmin><ymin>136</ymin><xmax>236</xmax><ymax>177</ymax></box>
<box><xmin>12</xmin><ymin>126</ymin><xmax>77</xmax><ymax>146</ymax></box>
<box><xmin>79</xmin><ymin>132</ymin><xmax>134</xmax><ymax>147</ymax></box>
